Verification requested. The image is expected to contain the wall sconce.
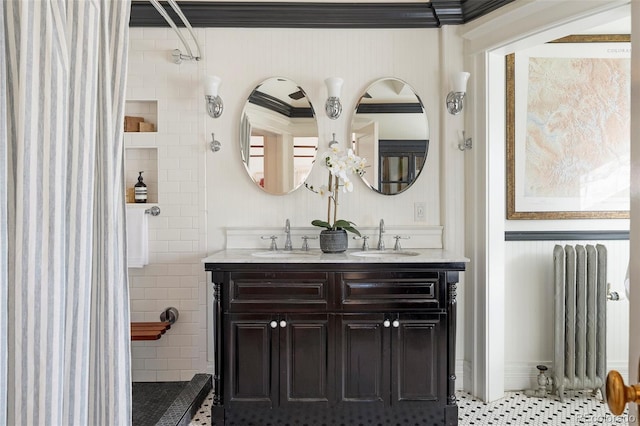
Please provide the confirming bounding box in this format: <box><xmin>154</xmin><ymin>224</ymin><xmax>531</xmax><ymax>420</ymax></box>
<box><xmin>446</xmin><ymin>71</ymin><xmax>470</xmax><ymax>115</ymax></box>
<box><xmin>325</xmin><ymin>77</ymin><xmax>343</xmax><ymax>120</ymax></box>
<box><xmin>204</xmin><ymin>75</ymin><xmax>223</xmax><ymax>118</ymax></box>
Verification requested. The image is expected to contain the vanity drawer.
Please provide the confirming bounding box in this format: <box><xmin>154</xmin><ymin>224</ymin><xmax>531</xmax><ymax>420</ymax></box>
<box><xmin>228</xmin><ymin>271</ymin><xmax>330</xmax><ymax>312</ymax></box>
<box><xmin>339</xmin><ymin>271</ymin><xmax>441</xmax><ymax>311</ymax></box>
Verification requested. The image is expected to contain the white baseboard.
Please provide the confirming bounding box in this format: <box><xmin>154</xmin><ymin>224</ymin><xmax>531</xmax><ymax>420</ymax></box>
<box><xmin>505</xmin><ymin>360</ymin><xmax>629</xmax><ymax>391</ymax></box>
<box><xmin>462</xmin><ymin>360</ymin><xmax>472</xmax><ymax>391</ymax></box>
<box><xmin>456</xmin><ymin>359</ymin><xmax>466</xmax><ymax>390</ymax></box>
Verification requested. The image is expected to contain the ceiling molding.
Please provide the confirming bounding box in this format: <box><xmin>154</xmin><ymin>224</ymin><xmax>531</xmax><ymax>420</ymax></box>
<box><xmin>356</xmin><ymin>103</ymin><xmax>424</xmax><ymax>114</ymax></box>
<box><xmin>461</xmin><ymin>0</ymin><xmax>517</xmax><ymax>23</ymax></box>
<box><xmin>129</xmin><ymin>1</ymin><xmax>515</xmax><ymax>28</ymax></box>
<box><xmin>249</xmin><ymin>91</ymin><xmax>314</xmax><ymax>118</ymax></box>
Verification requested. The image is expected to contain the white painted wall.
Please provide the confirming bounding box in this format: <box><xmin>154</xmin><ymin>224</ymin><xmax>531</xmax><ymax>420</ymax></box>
<box><xmin>461</xmin><ymin>0</ymin><xmax>631</xmax><ymax>401</ymax></box>
<box><xmin>628</xmin><ymin>2</ymin><xmax>640</xmax><ymax>424</ymax></box>
<box><xmin>500</xmin><ymin>12</ymin><xmax>632</xmax><ymax>392</ymax></box>
<box><xmin>202</xmin><ymin>28</ymin><xmax>442</xmax><ymax>237</ymax></box>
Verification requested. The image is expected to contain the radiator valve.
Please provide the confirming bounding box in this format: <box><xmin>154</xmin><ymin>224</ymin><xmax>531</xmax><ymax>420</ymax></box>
<box><xmin>525</xmin><ymin>365</ymin><xmax>551</xmax><ymax>398</ymax></box>
<box><xmin>607</xmin><ymin>283</ymin><xmax>620</xmax><ymax>301</ymax></box>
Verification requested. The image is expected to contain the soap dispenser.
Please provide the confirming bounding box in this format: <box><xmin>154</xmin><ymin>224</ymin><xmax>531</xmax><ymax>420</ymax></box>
<box><xmin>134</xmin><ymin>171</ymin><xmax>147</xmax><ymax>203</ymax></box>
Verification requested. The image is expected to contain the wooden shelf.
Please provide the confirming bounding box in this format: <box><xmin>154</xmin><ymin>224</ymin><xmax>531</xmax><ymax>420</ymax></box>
<box><xmin>124</xmin><ymin>100</ymin><xmax>158</xmax><ymax>133</ymax></box>
<box><xmin>131</xmin><ymin>321</ymin><xmax>171</xmax><ymax>341</ymax></box>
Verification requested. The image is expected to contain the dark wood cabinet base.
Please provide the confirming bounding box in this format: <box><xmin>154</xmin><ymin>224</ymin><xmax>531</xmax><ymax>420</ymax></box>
<box><xmin>205</xmin><ymin>260</ymin><xmax>465</xmax><ymax>426</ymax></box>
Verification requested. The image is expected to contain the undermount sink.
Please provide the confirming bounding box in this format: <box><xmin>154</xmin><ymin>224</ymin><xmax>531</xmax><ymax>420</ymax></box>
<box><xmin>251</xmin><ymin>250</ymin><xmax>318</xmax><ymax>258</ymax></box>
<box><xmin>349</xmin><ymin>250</ymin><xmax>420</xmax><ymax>258</ymax></box>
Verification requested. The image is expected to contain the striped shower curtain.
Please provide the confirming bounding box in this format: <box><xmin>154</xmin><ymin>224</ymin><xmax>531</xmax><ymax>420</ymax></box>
<box><xmin>1</xmin><ymin>1</ymin><xmax>132</xmax><ymax>425</ymax></box>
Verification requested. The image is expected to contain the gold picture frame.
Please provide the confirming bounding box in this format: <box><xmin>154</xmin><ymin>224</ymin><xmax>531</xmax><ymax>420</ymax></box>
<box><xmin>506</xmin><ymin>34</ymin><xmax>630</xmax><ymax>220</ymax></box>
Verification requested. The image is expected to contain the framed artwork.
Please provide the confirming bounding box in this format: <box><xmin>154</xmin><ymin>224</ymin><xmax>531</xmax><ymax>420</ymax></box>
<box><xmin>506</xmin><ymin>35</ymin><xmax>630</xmax><ymax>219</ymax></box>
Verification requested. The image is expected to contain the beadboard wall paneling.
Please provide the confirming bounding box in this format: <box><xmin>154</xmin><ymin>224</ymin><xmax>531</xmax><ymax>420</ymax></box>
<box><xmin>203</xmin><ymin>28</ymin><xmax>441</xmax><ymax>241</ymax></box>
<box><xmin>504</xmin><ymin>239</ymin><xmax>629</xmax><ymax>391</ymax></box>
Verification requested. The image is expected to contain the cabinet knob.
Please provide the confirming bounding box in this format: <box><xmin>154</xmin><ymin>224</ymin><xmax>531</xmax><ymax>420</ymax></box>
<box><xmin>392</xmin><ymin>320</ymin><xmax>400</xmax><ymax>328</ymax></box>
<box><xmin>270</xmin><ymin>321</ymin><xmax>278</xmax><ymax>329</ymax></box>
<box><xmin>279</xmin><ymin>320</ymin><xmax>287</xmax><ymax>328</ymax></box>
<box><xmin>383</xmin><ymin>320</ymin><xmax>391</xmax><ymax>328</ymax></box>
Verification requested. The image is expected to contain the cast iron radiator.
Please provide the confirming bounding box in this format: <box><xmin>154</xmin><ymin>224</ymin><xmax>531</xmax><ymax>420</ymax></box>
<box><xmin>552</xmin><ymin>244</ymin><xmax>607</xmax><ymax>402</ymax></box>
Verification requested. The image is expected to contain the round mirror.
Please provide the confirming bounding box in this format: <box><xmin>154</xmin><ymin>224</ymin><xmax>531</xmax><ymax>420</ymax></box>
<box><xmin>240</xmin><ymin>77</ymin><xmax>319</xmax><ymax>195</ymax></box>
<box><xmin>351</xmin><ymin>78</ymin><xmax>429</xmax><ymax>195</ymax></box>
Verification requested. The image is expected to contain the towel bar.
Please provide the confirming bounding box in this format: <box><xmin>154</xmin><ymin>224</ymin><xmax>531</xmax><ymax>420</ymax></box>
<box><xmin>145</xmin><ymin>206</ymin><xmax>161</xmax><ymax>216</ymax></box>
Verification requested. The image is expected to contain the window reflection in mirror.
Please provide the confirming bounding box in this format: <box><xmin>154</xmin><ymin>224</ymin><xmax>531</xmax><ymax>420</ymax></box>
<box><xmin>351</xmin><ymin>78</ymin><xmax>429</xmax><ymax>195</ymax></box>
<box><xmin>240</xmin><ymin>77</ymin><xmax>319</xmax><ymax>195</ymax></box>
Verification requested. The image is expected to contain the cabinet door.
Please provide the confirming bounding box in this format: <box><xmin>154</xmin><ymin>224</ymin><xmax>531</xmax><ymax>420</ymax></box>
<box><xmin>226</xmin><ymin>314</ymin><xmax>278</xmax><ymax>409</ymax></box>
<box><xmin>279</xmin><ymin>314</ymin><xmax>334</xmax><ymax>407</ymax></box>
<box><xmin>337</xmin><ymin>314</ymin><xmax>389</xmax><ymax>406</ymax></box>
<box><xmin>390</xmin><ymin>313</ymin><xmax>447</xmax><ymax>405</ymax></box>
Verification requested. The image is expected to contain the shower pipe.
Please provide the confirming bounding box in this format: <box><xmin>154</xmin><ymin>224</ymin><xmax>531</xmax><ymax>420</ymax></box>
<box><xmin>148</xmin><ymin>0</ymin><xmax>203</xmax><ymax>63</ymax></box>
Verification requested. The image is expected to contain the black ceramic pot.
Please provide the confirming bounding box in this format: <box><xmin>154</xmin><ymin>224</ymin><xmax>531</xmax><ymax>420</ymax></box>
<box><xmin>319</xmin><ymin>229</ymin><xmax>348</xmax><ymax>253</ymax></box>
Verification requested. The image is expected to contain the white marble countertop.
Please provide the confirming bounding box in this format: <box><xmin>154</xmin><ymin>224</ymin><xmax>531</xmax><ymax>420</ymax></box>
<box><xmin>202</xmin><ymin>248</ymin><xmax>469</xmax><ymax>264</ymax></box>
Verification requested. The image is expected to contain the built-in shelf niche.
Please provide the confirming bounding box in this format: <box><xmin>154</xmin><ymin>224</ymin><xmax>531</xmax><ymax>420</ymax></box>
<box><xmin>124</xmin><ymin>100</ymin><xmax>158</xmax><ymax>133</ymax></box>
<box><xmin>125</xmin><ymin>147</ymin><xmax>158</xmax><ymax>204</ymax></box>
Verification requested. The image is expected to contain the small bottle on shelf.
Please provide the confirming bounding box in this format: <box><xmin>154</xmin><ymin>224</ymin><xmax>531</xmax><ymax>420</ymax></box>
<box><xmin>134</xmin><ymin>171</ymin><xmax>147</xmax><ymax>203</ymax></box>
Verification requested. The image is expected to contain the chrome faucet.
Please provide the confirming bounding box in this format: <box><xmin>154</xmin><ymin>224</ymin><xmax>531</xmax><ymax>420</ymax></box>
<box><xmin>393</xmin><ymin>235</ymin><xmax>410</xmax><ymax>251</ymax></box>
<box><xmin>284</xmin><ymin>219</ymin><xmax>293</xmax><ymax>251</ymax></box>
<box><xmin>261</xmin><ymin>235</ymin><xmax>278</xmax><ymax>251</ymax></box>
<box><xmin>377</xmin><ymin>219</ymin><xmax>385</xmax><ymax>250</ymax></box>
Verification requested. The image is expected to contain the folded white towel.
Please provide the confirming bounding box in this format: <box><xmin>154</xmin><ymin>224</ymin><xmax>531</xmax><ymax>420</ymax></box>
<box><xmin>126</xmin><ymin>206</ymin><xmax>149</xmax><ymax>268</ymax></box>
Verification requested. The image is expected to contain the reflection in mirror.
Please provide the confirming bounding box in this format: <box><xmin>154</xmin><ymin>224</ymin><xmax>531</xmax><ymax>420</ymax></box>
<box><xmin>240</xmin><ymin>77</ymin><xmax>319</xmax><ymax>195</ymax></box>
<box><xmin>351</xmin><ymin>78</ymin><xmax>429</xmax><ymax>195</ymax></box>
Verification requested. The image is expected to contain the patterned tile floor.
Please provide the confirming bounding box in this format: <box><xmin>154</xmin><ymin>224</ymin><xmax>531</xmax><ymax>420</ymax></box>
<box><xmin>456</xmin><ymin>390</ymin><xmax>627</xmax><ymax>425</ymax></box>
<box><xmin>189</xmin><ymin>389</ymin><xmax>628</xmax><ymax>425</ymax></box>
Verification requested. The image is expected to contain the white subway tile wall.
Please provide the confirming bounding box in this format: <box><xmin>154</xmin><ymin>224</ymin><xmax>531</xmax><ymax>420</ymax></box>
<box><xmin>125</xmin><ymin>147</ymin><xmax>158</xmax><ymax>203</ymax></box>
<box><xmin>127</xmin><ymin>27</ymin><xmax>208</xmax><ymax>382</ymax></box>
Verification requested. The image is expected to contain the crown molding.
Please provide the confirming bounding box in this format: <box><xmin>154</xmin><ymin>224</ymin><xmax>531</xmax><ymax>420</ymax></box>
<box><xmin>129</xmin><ymin>1</ymin><xmax>515</xmax><ymax>28</ymax></box>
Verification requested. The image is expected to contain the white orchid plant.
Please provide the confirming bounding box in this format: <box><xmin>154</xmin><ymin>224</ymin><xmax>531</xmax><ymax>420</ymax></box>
<box><xmin>306</xmin><ymin>140</ymin><xmax>367</xmax><ymax>237</ymax></box>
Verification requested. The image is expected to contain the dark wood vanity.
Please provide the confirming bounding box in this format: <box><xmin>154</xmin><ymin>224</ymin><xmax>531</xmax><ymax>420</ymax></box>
<box><xmin>204</xmin><ymin>251</ymin><xmax>465</xmax><ymax>426</ymax></box>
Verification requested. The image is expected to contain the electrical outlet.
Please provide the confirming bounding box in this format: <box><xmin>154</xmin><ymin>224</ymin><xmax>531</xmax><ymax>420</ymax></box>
<box><xmin>414</xmin><ymin>202</ymin><xmax>426</xmax><ymax>221</ymax></box>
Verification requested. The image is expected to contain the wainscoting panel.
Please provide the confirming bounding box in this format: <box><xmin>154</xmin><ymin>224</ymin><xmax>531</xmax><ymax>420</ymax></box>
<box><xmin>504</xmin><ymin>239</ymin><xmax>629</xmax><ymax>391</ymax></box>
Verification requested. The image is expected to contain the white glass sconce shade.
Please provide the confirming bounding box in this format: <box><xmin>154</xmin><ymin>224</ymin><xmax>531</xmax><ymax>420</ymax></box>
<box><xmin>204</xmin><ymin>75</ymin><xmax>221</xmax><ymax>97</ymax></box>
<box><xmin>325</xmin><ymin>77</ymin><xmax>343</xmax><ymax>98</ymax></box>
<box><xmin>204</xmin><ymin>75</ymin><xmax>223</xmax><ymax>118</ymax></box>
<box><xmin>325</xmin><ymin>77</ymin><xmax>343</xmax><ymax>120</ymax></box>
<box><xmin>446</xmin><ymin>71</ymin><xmax>470</xmax><ymax>115</ymax></box>
<box><xmin>451</xmin><ymin>72</ymin><xmax>470</xmax><ymax>93</ymax></box>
